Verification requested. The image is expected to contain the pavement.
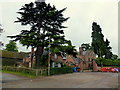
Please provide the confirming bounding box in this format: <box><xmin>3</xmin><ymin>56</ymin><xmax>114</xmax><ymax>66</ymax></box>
<box><xmin>1</xmin><ymin>72</ymin><xmax>119</xmax><ymax>88</ymax></box>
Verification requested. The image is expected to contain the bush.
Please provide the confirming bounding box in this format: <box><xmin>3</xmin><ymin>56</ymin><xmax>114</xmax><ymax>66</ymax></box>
<box><xmin>50</xmin><ymin>66</ymin><xmax>73</xmax><ymax>75</ymax></box>
<box><xmin>94</xmin><ymin>58</ymin><xmax>120</xmax><ymax>66</ymax></box>
<box><xmin>2</xmin><ymin>66</ymin><xmax>73</xmax><ymax>76</ymax></box>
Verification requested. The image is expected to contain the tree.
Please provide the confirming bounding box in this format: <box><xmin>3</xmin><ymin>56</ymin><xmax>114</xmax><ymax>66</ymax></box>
<box><xmin>81</xmin><ymin>43</ymin><xmax>92</xmax><ymax>51</ymax></box>
<box><xmin>91</xmin><ymin>22</ymin><xmax>113</xmax><ymax>59</ymax></box>
<box><xmin>51</xmin><ymin>40</ymin><xmax>77</xmax><ymax>57</ymax></box>
<box><xmin>91</xmin><ymin>22</ymin><xmax>106</xmax><ymax>57</ymax></box>
<box><xmin>0</xmin><ymin>24</ymin><xmax>4</xmax><ymax>49</ymax></box>
<box><xmin>111</xmin><ymin>54</ymin><xmax>118</xmax><ymax>60</ymax></box>
<box><xmin>104</xmin><ymin>38</ymin><xmax>112</xmax><ymax>59</ymax></box>
<box><xmin>0</xmin><ymin>24</ymin><xmax>3</xmax><ymax>35</ymax></box>
<box><xmin>5</xmin><ymin>40</ymin><xmax>18</xmax><ymax>52</ymax></box>
<box><xmin>8</xmin><ymin>1</ymin><xmax>74</xmax><ymax>68</ymax></box>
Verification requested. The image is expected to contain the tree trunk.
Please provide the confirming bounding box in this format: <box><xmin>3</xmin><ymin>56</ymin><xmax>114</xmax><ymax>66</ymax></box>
<box><xmin>31</xmin><ymin>47</ymin><xmax>34</xmax><ymax>68</ymax></box>
<box><xmin>35</xmin><ymin>46</ymin><xmax>43</xmax><ymax>68</ymax></box>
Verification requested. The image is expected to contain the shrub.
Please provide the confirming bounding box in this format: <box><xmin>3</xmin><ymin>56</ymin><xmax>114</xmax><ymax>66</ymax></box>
<box><xmin>50</xmin><ymin>66</ymin><xmax>73</xmax><ymax>75</ymax></box>
<box><xmin>94</xmin><ymin>58</ymin><xmax>120</xmax><ymax>66</ymax></box>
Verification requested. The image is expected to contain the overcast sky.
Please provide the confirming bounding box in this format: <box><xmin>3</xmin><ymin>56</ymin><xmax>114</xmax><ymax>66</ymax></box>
<box><xmin>0</xmin><ymin>0</ymin><xmax>118</xmax><ymax>55</ymax></box>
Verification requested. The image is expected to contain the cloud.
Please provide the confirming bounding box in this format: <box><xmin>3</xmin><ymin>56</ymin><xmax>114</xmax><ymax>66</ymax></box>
<box><xmin>0</xmin><ymin>0</ymin><xmax>118</xmax><ymax>55</ymax></box>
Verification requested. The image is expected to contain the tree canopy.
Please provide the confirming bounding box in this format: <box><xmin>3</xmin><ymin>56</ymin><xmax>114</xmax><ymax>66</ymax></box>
<box><xmin>0</xmin><ymin>24</ymin><xmax>4</xmax><ymax>49</ymax></box>
<box><xmin>8</xmin><ymin>1</ymin><xmax>76</xmax><ymax>67</ymax></box>
<box><xmin>81</xmin><ymin>43</ymin><xmax>92</xmax><ymax>51</ymax></box>
<box><xmin>104</xmin><ymin>38</ymin><xmax>112</xmax><ymax>59</ymax></box>
<box><xmin>5</xmin><ymin>40</ymin><xmax>18</xmax><ymax>52</ymax></box>
<box><xmin>91</xmin><ymin>22</ymin><xmax>112</xmax><ymax>58</ymax></box>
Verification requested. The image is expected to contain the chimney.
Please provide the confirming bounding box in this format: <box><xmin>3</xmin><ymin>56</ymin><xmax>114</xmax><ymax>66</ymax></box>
<box><xmin>79</xmin><ymin>47</ymin><xmax>83</xmax><ymax>55</ymax></box>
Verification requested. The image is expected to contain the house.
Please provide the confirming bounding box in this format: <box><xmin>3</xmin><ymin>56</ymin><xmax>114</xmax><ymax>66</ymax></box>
<box><xmin>50</xmin><ymin>54</ymin><xmax>82</xmax><ymax>68</ymax></box>
<box><xmin>77</xmin><ymin>46</ymin><xmax>97</xmax><ymax>70</ymax></box>
<box><xmin>22</xmin><ymin>46</ymin><xmax>98</xmax><ymax>71</ymax></box>
<box><xmin>23</xmin><ymin>48</ymin><xmax>36</xmax><ymax>68</ymax></box>
<box><xmin>50</xmin><ymin>53</ymin><xmax>65</xmax><ymax>68</ymax></box>
<box><xmin>1</xmin><ymin>50</ymin><xmax>28</xmax><ymax>66</ymax></box>
<box><xmin>64</xmin><ymin>55</ymin><xmax>81</xmax><ymax>67</ymax></box>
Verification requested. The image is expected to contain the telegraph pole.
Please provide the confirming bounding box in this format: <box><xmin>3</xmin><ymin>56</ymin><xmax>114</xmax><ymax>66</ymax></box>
<box><xmin>48</xmin><ymin>36</ymin><xmax>51</xmax><ymax>76</ymax></box>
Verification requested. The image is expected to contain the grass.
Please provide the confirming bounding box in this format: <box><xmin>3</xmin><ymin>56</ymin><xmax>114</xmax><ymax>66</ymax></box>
<box><xmin>0</xmin><ymin>70</ymin><xmax>38</xmax><ymax>78</ymax></box>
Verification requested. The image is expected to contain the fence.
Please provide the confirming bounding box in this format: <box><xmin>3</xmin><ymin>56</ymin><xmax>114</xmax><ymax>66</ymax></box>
<box><xmin>2</xmin><ymin>66</ymin><xmax>47</xmax><ymax>76</ymax></box>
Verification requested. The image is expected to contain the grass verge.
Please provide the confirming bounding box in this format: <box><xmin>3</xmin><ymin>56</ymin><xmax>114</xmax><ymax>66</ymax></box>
<box><xmin>0</xmin><ymin>70</ymin><xmax>37</xmax><ymax>78</ymax></box>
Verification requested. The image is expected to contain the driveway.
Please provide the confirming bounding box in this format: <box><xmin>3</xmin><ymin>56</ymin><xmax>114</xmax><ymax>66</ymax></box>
<box><xmin>2</xmin><ymin>72</ymin><xmax>118</xmax><ymax>88</ymax></box>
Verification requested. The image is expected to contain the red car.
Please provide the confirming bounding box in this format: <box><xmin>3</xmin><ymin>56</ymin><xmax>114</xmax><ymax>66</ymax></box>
<box><xmin>99</xmin><ymin>67</ymin><xmax>119</xmax><ymax>72</ymax></box>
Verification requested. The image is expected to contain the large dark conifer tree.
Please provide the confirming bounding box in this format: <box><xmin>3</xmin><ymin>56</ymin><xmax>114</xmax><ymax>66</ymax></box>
<box><xmin>91</xmin><ymin>22</ymin><xmax>112</xmax><ymax>58</ymax></box>
<box><xmin>104</xmin><ymin>38</ymin><xmax>112</xmax><ymax>59</ymax></box>
<box><xmin>91</xmin><ymin>22</ymin><xmax>106</xmax><ymax>57</ymax></box>
<box><xmin>8</xmin><ymin>1</ymin><xmax>76</xmax><ymax>68</ymax></box>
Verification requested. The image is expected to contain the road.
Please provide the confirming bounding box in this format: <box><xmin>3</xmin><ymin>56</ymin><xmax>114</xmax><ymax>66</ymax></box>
<box><xmin>2</xmin><ymin>72</ymin><xmax>118</xmax><ymax>88</ymax></box>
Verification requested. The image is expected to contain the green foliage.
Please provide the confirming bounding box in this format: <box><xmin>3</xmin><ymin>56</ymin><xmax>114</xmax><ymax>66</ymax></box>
<box><xmin>8</xmin><ymin>2</ymin><xmax>69</xmax><ymax>48</ymax></box>
<box><xmin>91</xmin><ymin>22</ymin><xmax>106</xmax><ymax>57</ymax></box>
<box><xmin>81</xmin><ymin>43</ymin><xmax>92</xmax><ymax>51</ymax></box>
<box><xmin>2</xmin><ymin>66</ymin><xmax>73</xmax><ymax>76</ymax></box>
<box><xmin>104</xmin><ymin>39</ymin><xmax>112</xmax><ymax>59</ymax></box>
<box><xmin>94</xmin><ymin>58</ymin><xmax>120</xmax><ymax>66</ymax></box>
<box><xmin>7</xmin><ymin>1</ymin><xmax>75</xmax><ymax>67</ymax></box>
<box><xmin>39</xmin><ymin>54</ymin><xmax>48</xmax><ymax>66</ymax></box>
<box><xmin>0</xmin><ymin>24</ymin><xmax>4</xmax><ymax>49</ymax></box>
<box><xmin>111</xmin><ymin>54</ymin><xmax>118</xmax><ymax>60</ymax></box>
<box><xmin>5</xmin><ymin>40</ymin><xmax>18</xmax><ymax>52</ymax></box>
<box><xmin>50</xmin><ymin>66</ymin><xmax>73</xmax><ymax>75</ymax></box>
<box><xmin>49</xmin><ymin>40</ymin><xmax>77</xmax><ymax>57</ymax></box>
<box><xmin>53</xmin><ymin>47</ymin><xmax>59</xmax><ymax>53</ymax></box>
<box><xmin>91</xmin><ymin>22</ymin><xmax>112</xmax><ymax>58</ymax></box>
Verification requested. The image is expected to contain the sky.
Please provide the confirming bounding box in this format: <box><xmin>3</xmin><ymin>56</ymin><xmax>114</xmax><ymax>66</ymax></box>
<box><xmin>0</xmin><ymin>0</ymin><xmax>118</xmax><ymax>55</ymax></box>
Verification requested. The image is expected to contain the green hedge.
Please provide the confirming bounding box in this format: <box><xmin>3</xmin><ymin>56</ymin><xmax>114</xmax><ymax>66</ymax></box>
<box><xmin>50</xmin><ymin>66</ymin><xmax>73</xmax><ymax>75</ymax></box>
<box><xmin>2</xmin><ymin>66</ymin><xmax>73</xmax><ymax>76</ymax></box>
<box><xmin>94</xmin><ymin>58</ymin><xmax>120</xmax><ymax>66</ymax></box>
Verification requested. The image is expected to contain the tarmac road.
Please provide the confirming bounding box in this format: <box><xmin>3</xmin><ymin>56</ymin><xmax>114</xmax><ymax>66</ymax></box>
<box><xmin>2</xmin><ymin>72</ymin><xmax>28</xmax><ymax>83</ymax></box>
<box><xmin>2</xmin><ymin>72</ymin><xmax>119</xmax><ymax>88</ymax></box>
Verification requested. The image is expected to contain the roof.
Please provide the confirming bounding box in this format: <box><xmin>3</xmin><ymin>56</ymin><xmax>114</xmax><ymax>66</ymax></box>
<box><xmin>1</xmin><ymin>50</ymin><xmax>28</xmax><ymax>59</ymax></box>
<box><xmin>51</xmin><ymin>59</ymin><xmax>64</xmax><ymax>63</ymax></box>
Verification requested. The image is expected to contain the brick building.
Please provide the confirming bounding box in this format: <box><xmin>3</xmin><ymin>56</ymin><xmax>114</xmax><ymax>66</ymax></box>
<box><xmin>78</xmin><ymin>46</ymin><xmax>96</xmax><ymax>69</ymax></box>
<box><xmin>22</xmin><ymin>46</ymin><xmax>98</xmax><ymax>71</ymax></box>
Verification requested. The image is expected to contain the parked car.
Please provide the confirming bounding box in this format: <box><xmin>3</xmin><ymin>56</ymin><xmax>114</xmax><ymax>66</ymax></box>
<box><xmin>99</xmin><ymin>67</ymin><xmax>119</xmax><ymax>72</ymax></box>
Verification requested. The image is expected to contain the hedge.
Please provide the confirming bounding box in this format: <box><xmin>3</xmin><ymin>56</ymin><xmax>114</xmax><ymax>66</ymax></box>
<box><xmin>50</xmin><ymin>66</ymin><xmax>73</xmax><ymax>75</ymax></box>
<box><xmin>2</xmin><ymin>66</ymin><xmax>73</xmax><ymax>76</ymax></box>
<box><xmin>94</xmin><ymin>58</ymin><xmax>120</xmax><ymax>66</ymax></box>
